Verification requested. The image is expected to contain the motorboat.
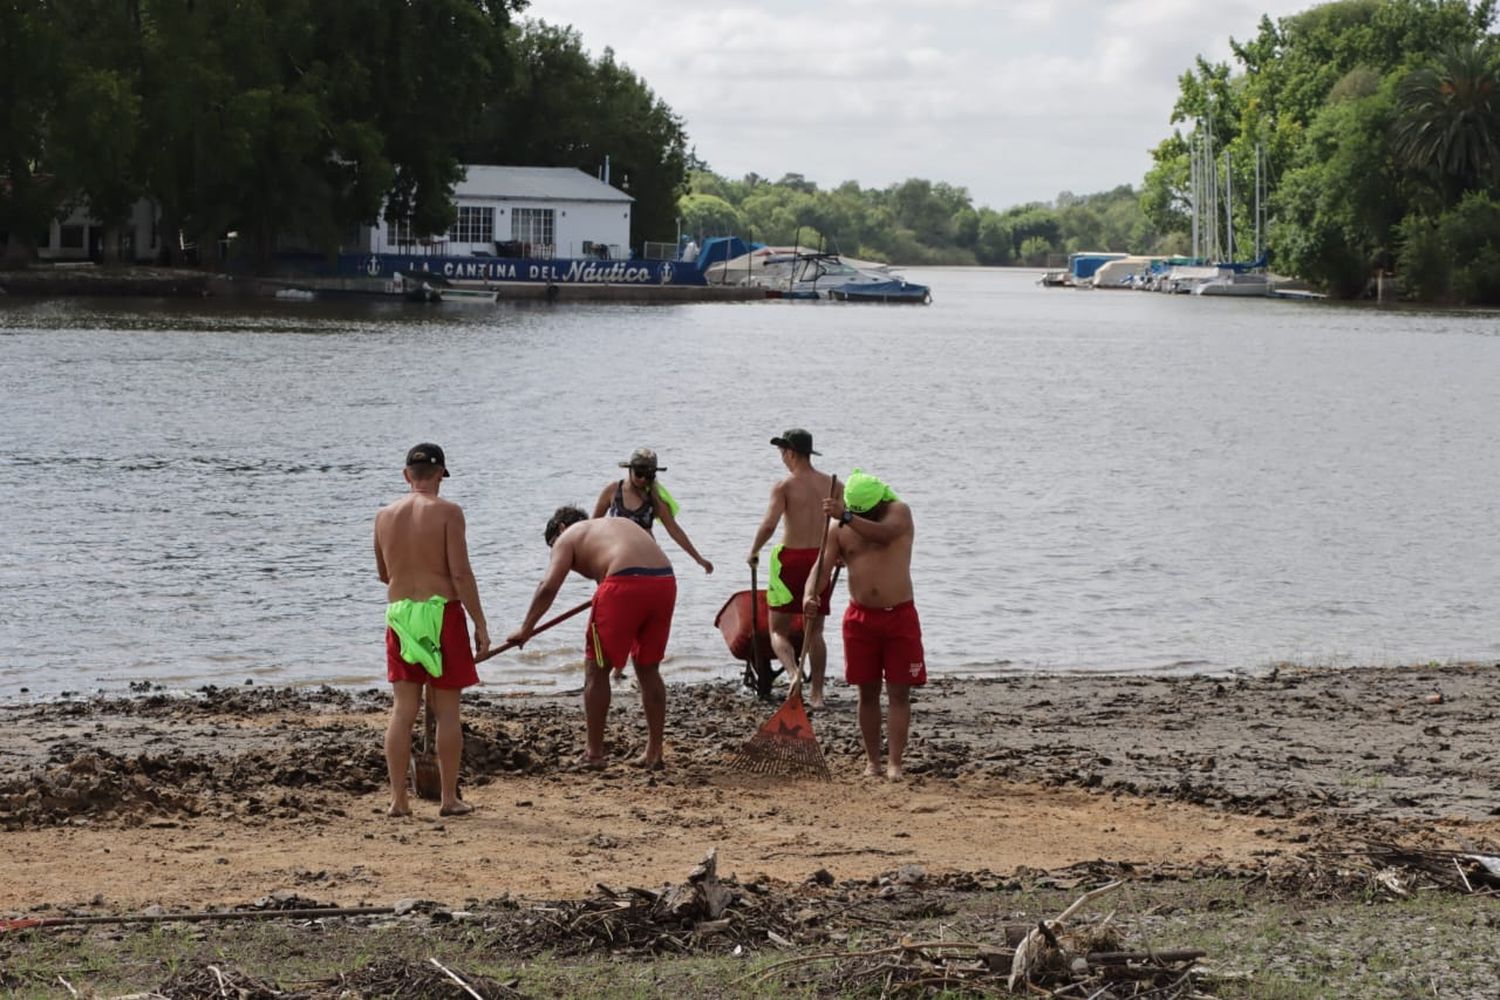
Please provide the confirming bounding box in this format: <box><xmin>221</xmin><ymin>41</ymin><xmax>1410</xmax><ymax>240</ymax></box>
<box><xmin>1192</xmin><ymin>270</ymin><xmax>1271</xmax><ymax>297</ymax></box>
<box><xmin>702</xmin><ymin>245</ymin><xmax>819</xmax><ymax>285</ymax></box>
<box><xmin>829</xmin><ymin>279</ymin><xmax>932</xmax><ymax>304</ymax></box>
<box><xmin>754</xmin><ymin>251</ymin><xmax>931</xmax><ymax>303</ymax></box>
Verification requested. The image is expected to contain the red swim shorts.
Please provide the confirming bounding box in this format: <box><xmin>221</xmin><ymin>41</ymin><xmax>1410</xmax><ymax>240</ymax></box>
<box><xmin>843</xmin><ymin>599</ymin><xmax>926</xmax><ymax>686</ymax></box>
<box><xmin>386</xmin><ymin>600</ymin><xmax>480</xmax><ymax>689</ymax></box>
<box><xmin>770</xmin><ymin>546</ymin><xmax>832</xmax><ymax>614</ymax></box>
<box><xmin>586</xmin><ymin>571</ymin><xmax>677</xmax><ymax>670</ymax></box>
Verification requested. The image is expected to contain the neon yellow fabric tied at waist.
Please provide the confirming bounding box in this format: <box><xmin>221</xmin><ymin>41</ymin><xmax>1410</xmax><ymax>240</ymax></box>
<box><xmin>766</xmin><ymin>543</ymin><xmax>793</xmax><ymax>608</ymax></box>
<box><xmin>653</xmin><ymin>481</ymin><xmax>681</xmax><ymax>518</ymax></box>
<box><xmin>386</xmin><ymin>596</ymin><xmax>449</xmax><ymax>678</ymax></box>
<box><xmin>844</xmin><ymin>468</ymin><xmax>898</xmax><ymax>514</ymax></box>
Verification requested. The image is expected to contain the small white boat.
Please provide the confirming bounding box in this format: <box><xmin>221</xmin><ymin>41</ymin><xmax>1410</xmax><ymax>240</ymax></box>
<box><xmin>1090</xmin><ymin>256</ymin><xmax>1160</xmax><ymax>289</ymax></box>
<box><xmin>394</xmin><ymin>271</ymin><xmax>497</xmax><ymax>305</ymax></box>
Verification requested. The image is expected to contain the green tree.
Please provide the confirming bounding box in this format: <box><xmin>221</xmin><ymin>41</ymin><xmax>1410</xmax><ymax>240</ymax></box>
<box><xmin>677</xmin><ymin>193</ymin><xmax>744</xmax><ymax>240</ymax></box>
<box><xmin>467</xmin><ymin>21</ymin><xmax>688</xmax><ymax>249</ymax></box>
<box><xmin>1270</xmin><ymin>83</ymin><xmax>1407</xmax><ymax>296</ymax></box>
<box><xmin>1392</xmin><ymin>40</ymin><xmax>1500</xmax><ymax>203</ymax></box>
<box><xmin>975</xmin><ymin>211</ymin><xmax>1014</xmax><ymax>265</ymax></box>
<box><xmin>0</xmin><ymin>0</ymin><xmax>66</xmax><ymax>264</ymax></box>
<box><xmin>1396</xmin><ymin>189</ymin><xmax>1500</xmax><ymax>301</ymax></box>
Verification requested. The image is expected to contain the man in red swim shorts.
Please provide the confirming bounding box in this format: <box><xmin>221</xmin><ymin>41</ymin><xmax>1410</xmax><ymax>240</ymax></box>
<box><xmin>805</xmin><ymin>469</ymin><xmax>924</xmax><ymax>780</ymax></box>
<box><xmin>748</xmin><ymin>428</ymin><xmax>837</xmax><ymax>706</ymax></box>
<box><xmin>374</xmin><ymin>443</ymin><xmax>491</xmax><ymax>818</ymax></box>
<box><xmin>508</xmin><ymin>506</ymin><xmax>677</xmax><ymax>770</ymax></box>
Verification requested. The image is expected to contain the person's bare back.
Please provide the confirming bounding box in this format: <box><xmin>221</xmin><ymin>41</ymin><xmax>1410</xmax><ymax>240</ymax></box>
<box><xmin>777</xmin><ymin>467</ymin><xmax>835</xmax><ymax>548</ymax></box>
<box><xmin>555</xmin><ymin>517</ymin><xmax>671</xmax><ymax>582</ymax></box>
<box><xmin>375</xmin><ymin>493</ymin><xmax>466</xmax><ymax>603</ymax></box>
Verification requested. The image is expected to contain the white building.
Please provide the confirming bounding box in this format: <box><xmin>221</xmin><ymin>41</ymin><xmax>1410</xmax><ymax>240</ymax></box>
<box><xmin>365</xmin><ymin>165</ymin><xmax>632</xmax><ymax>260</ymax></box>
<box><xmin>33</xmin><ymin>198</ymin><xmax>159</xmax><ymax>263</ymax></box>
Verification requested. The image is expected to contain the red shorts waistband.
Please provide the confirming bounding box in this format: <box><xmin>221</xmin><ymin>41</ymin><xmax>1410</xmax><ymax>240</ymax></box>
<box><xmin>848</xmin><ymin>598</ymin><xmax>915</xmax><ymax>613</ymax></box>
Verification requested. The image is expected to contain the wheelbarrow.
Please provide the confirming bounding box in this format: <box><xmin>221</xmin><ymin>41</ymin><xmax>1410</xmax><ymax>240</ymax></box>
<box><xmin>713</xmin><ymin>560</ymin><xmax>807</xmax><ymax>702</ymax></box>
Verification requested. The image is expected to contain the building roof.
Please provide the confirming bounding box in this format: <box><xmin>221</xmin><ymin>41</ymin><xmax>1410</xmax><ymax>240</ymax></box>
<box><xmin>456</xmin><ymin>166</ymin><xmax>633</xmax><ymax>203</ymax></box>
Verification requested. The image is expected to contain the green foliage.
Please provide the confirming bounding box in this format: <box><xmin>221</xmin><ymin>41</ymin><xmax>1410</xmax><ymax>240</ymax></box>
<box><xmin>1392</xmin><ymin>40</ymin><xmax>1500</xmax><ymax>202</ymax></box>
<box><xmin>465</xmin><ymin>21</ymin><xmax>689</xmax><ymax>248</ymax></box>
<box><xmin>0</xmin><ymin>1</ymin><xmax>697</xmax><ymax>269</ymax></box>
<box><xmin>1396</xmin><ymin>189</ymin><xmax>1500</xmax><ymax>301</ymax></box>
<box><xmin>683</xmin><ymin>171</ymin><xmax>1159</xmax><ymax>265</ymax></box>
<box><xmin>1148</xmin><ymin>0</ymin><xmax>1500</xmax><ymax>299</ymax></box>
<box><xmin>1269</xmin><ymin>85</ymin><xmax>1407</xmax><ymax>296</ymax></box>
<box><xmin>678</xmin><ymin>193</ymin><xmax>744</xmax><ymax>238</ymax></box>
<box><xmin>0</xmin><ymin>0</ymin><xmax>67</xmax><ymax>263</ymax></box>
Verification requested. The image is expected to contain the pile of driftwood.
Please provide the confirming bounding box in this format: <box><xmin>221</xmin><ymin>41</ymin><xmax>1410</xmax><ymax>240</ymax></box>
<box><xmin>738</xmin><ymin>880</ymin><xmax>1214</xmax><ymax>998</ymax></box>
<box><xmin>1273</xmin><ymin>841</ymin><xmax>1500</xmax><ymax>900</ymax></box>
<box><xmin>1365</xmin><ymin>842</ymin><xmax>1500</xmax><ymax>898</ymax></box>
<box><xmin>509</xmin><ymin>848</ymin><xmax>799</xmax><ymax>956</ymax></box>
<box><xmin>106</xmin><ymin>957</ymin><xmax>522</xmax><ymax>1000</ymax></box>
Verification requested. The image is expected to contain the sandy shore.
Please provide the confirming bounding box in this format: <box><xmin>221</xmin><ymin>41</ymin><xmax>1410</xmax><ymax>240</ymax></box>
<box><xmin>2</xmin><ymin>662</ymin><xmax>1495</xmax><ymax>915</ymax></box>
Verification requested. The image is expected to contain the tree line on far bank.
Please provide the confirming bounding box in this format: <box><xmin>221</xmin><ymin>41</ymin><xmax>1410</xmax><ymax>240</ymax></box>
<box><xmin>4</xmin><ymin>0</ymin><xmax>1496</xmax><ymax>305</ymax></box>
<box><xmin>686</xmin><ymin>0</ymin><xmax>1500</xmax><ymax>304</ymax></box>
<box><xmin>0</xmin><ymin>3</ymin><xmax>687</xmax><ymax>266</ymax></box>
<box><xmin>680</xmin><ymin>172</ymin><xmax>1169</xmax><ymax>268</ymax></box>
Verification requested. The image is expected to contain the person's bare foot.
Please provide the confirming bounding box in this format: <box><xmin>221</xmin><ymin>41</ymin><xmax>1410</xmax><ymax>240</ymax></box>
<box><xmin>863</xmin><ymin>762</ymin><xmax>882</xmax><ymax>778</ymax></box>
<box><xmin>388</xmin><ymin>802</ymin><xmax>412</xmax><ymax>818</ymax></box>
<box><xmin>439</xmin><ymin>801</ymin><xmax>474</xmax><ymax>817</ymax></box>
<box><xmin>808</xmin><ymin>689</ymin><xmax>825</xmax><ymax>711</ymax></box>
<box><xmin>629</xmin><ymin>754</ymin><xmax>664</xmax><ymax>771</ymax></box>
<box><xmin>886</xmin><ymin>765</ymin><xmax>905</xmax><ymax>781</ymax></box>
<box><xmin>577</xmin><ymin>753</ymin><xmax>608</xmax><ymax>771</ymax></box>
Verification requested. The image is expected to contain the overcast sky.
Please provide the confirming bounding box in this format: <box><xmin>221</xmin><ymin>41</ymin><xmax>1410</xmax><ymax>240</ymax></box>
<box><xmin>520</xmin><ymin>0</ymin><xmax>1319</xmax><ymax>210</ymax></box>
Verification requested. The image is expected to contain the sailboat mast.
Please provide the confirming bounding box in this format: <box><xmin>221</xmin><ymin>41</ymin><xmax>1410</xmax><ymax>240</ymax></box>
<box><xmin>1223</xmin><ymin>149</ymin><xmax>1233</xmax><ymax>263</ymax></box>
<box><xmin>1190</xmin><ymin>125</ymin><xmax>1201</xmax><ymax>261</ymax></box>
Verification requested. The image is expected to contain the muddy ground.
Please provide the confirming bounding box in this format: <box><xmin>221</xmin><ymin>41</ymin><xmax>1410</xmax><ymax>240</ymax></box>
<box><xmin>2</xmin><ymin>663</ymin><xmax>1498</xmax><ymax>997</ymax></box>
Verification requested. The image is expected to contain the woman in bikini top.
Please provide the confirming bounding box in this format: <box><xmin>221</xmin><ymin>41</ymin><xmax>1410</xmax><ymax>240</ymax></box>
<box><xmin>607</xmin><ymin>478</ymin><xmax>655</xmax><ymax>530</ymax></box>
<box><xmin>591</xmin><ymin>447</ymin><xmax>714</xmax><ymax>575</ymax></box>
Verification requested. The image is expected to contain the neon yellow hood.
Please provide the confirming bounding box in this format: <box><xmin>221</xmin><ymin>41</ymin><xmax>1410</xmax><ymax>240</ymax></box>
<box><xmin>844</xmin><ymin>468</ymin><xmax>898</xmax><ymax>514</ymax></box>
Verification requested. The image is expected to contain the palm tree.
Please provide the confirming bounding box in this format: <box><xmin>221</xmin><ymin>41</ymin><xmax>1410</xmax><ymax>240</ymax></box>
<box><xmin>1392</xmin><ymin>42</ymin><xmax>1500</xmax><ymax>202</ymax></box>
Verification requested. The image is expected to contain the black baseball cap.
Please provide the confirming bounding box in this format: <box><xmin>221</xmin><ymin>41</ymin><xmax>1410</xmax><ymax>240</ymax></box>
<box><xmin>770</xmin><ymin>428</ymin><xmax>820</xmax><ymax>456</ymax></box>
<box><xmin>405</xmin><ymin>442</ymin><xmax>450</xmax><ymax>477</ymax></box>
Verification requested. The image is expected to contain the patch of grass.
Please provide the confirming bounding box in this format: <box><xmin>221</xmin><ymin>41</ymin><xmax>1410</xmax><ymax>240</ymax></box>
<box><xmin>1335</xmin><ymin>768</ymin><xmax>1387</xmax><ymax>790</ymax></box>
<box><xmin>0</xmin><ymin>882</ymin><xmax>1495</xmax><ymax>1000</ymax></box>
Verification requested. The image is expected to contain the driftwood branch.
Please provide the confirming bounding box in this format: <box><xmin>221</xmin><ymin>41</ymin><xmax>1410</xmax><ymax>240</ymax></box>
<box><xmin>1</xmin><ymin>905</ymin><xmax>395</xmax><ymax>934</ymax></box>
<box><xmin>429</xmin><ymin>957</ymin><xmax>486</xmax><ymax>1000</ymax></box>
<box><xmin>1009</xmin><ymin>881</ymin><xmax>1124</xmax><ymax>991</ymax></box>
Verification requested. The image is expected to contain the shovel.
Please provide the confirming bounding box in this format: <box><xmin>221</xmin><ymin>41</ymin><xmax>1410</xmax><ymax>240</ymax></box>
<box><xmin>411</xmin><ymin>598</ymin><xmax>593</xmax><ymax>800</ymax></box>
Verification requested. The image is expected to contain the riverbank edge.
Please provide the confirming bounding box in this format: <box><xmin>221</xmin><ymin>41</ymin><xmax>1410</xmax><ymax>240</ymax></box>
<box><xmin>0</xmin><ymin>263</ymin><xmax>766</xmax><ymax>302</ymax></box>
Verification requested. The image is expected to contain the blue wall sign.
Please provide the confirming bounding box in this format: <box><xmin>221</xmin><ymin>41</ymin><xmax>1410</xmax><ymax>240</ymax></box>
<box><xmin>337</xmin><ymin>253</ymin><xmax>701</xmax><ymax>286</ymax></box>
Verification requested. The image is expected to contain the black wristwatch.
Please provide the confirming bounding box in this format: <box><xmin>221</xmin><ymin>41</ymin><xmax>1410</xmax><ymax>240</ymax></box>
<box><xmin>839</xmin><ymin>509</ymin><xmax>855</xmax><ymax>526</ymax></box>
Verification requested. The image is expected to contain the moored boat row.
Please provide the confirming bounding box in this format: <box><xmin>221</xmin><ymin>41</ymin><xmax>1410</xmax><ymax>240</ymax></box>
<box><xmin>1037</xmin><ymin>251</ymin><xmax>1323</xmax><ymax>299</ymax></box>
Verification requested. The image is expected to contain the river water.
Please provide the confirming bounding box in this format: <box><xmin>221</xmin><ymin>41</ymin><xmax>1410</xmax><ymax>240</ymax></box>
<box><xmin>2</xmin><ymin>268</ymin><xmax>1498</xmax><ymax>699</ymax></box>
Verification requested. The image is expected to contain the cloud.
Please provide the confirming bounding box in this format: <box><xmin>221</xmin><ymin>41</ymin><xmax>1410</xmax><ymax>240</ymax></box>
<box><xmin>520</xmin><ymin>0</ymin><xmax>1317</xmax><ymax>208</ymax></box>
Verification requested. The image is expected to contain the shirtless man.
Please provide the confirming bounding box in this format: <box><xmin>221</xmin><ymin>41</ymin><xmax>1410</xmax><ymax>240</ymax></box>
<box><xmin>804</xmin><ymin>469</ymin><xmax>925</xmax><ymax>780</ymax></box>
<box><xmin>507</xmin><ymin>507</ymin><xmax>676</xmax><ymax>769</ymax></box>
<box><xmin>374</xmin><ymin>443</ymin><xmax>490</xmax><ymax>817</ymax></box>
<box><xmin>747</xmin><ymin>429</ymin><xmax>836</xmax><ymax>707</ymax></box>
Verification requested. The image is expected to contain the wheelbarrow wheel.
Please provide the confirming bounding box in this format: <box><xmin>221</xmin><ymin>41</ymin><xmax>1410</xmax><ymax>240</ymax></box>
<box><xmin>743</xmin><ymin>648</ymin><xmax>784</xmax><ymax>703</ymax></box>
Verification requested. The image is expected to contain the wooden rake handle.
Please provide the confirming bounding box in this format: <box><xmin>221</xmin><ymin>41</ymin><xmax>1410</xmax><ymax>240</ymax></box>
<box><xmin>476</xmin><ymin>598</ymin><xmax>593</xmax><ymax>664</ymax></box>
<box><xmin>790</xmin><ymin>474</ymin><xmax>840</xmax><ymax>695</ymax></box>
